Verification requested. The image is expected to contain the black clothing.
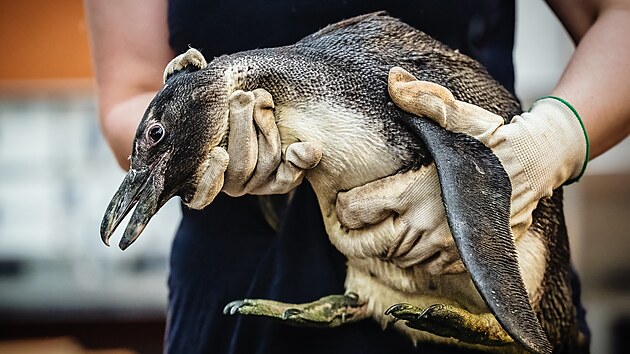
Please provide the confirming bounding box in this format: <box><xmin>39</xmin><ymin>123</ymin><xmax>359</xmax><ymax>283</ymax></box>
<box><xmin>168</xmin><ymin>0</ymin><xmax>516</xmax><ymax>95</ymax></box>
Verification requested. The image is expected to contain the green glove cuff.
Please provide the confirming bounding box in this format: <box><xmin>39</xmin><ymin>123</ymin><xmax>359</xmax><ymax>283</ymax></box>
<box><xmin>538</xmin><ymin>96</ymin><xmax>590</xmax><ymax>184</ymax></box>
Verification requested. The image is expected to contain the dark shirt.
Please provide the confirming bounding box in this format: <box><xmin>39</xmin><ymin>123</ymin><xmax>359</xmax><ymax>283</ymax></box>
<box><xmin>164</xmin><ymin>1</ymin><xmax>584</xmax><ymax>354</ymax></box>
<box><xmin>168</xmin><ymin>0</ymin><xmax>516</xmax><ymax>95</ymax></box>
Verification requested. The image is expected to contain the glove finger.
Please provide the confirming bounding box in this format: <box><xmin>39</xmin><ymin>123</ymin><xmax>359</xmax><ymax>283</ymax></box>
<box><xmin>224</xmin><ymin>90</ymin><xmax>258</xmax><ymax>194</ymax></box>
<box><xmin>249</xmin><ymin>161</ymin><xmax>305</xmax><ymax>195</ymax></box>
<box><xmin>246</xmin><ymin>144</ymin><xmax>308</xmax><ymax>195</ymax></box>
<box><xmin>250</xmin><ymin>88</ymin><xmax>282</xmax><ymax>179</ymax></box>
<box><xmin>388</xmin><ymin>66</ymin><xmax>453</xmax><ymax>127</ymax></box>
<box><xmin>284</xmin><ymin>141</ymin><xmax>322</xmax><ymax>169</ymax></box>
<box><xmin>186</xmin><ymin>147</ymin><xmax>230</xmax><ymax>210</ymax></box>
<box><xmin>388</xmin><ymin>66</ymin><xmax>505</xmax><ymax>142</ymax></box>
<box><xmin>337</xmin><ymin>163</ymin><xmax>442</xmax><ymax>230</ymax></box>
<box><xmin>246</xmin><ymin>142</ymin><xmax>321</xmax><ymax>195</ymax></box>
<box><xmin>336</xmin><ymin>171</ymin><xmax>416</xmax><ymax>230</ymax></box>
<box><xmin>251</xmin><ymin>88</ymin><xmax>279</xmax><ymax>143</ymax></box>
<box><xmin>329</xmin><ymin>213</ymin><xmax>405</xmax><ymax>259</ymax></box>
<box><xmin>238</xmin><ymin>89</ymin><xmax>282</xmax><ymax>193</ymax></box>
<box><xmin>389</xmin><ymin>204</ymin><xmax>445</xmax><ymax>261</ymax></box>
<box><xmin>393</xmin><ymin>223</ymin><xmax>460</xmax><ymax>274</ymax></box>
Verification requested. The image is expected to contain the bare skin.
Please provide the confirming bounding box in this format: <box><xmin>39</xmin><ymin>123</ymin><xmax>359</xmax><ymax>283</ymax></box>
<box><xmin>547</xmin><ymin>0</ymin><xmax>630</xmax><ymax>157</ymax></box>
<box><xmin>84</xmin><ymin>0</ymin><xmax>173</xmax><ymax>170</ymax></box>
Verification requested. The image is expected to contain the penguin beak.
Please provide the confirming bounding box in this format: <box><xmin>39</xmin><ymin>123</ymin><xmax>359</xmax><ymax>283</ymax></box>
<box><xmin>100</xmin><ymin>162</ymin><xmax>167</xmax><ymax>250</ymax></box>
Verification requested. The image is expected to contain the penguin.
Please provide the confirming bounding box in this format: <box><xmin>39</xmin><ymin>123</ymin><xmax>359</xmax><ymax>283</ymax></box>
<box><xmin>100</xmin><ymin>12</ymin><xmax>583</xmax><ymax>354</ymax></box>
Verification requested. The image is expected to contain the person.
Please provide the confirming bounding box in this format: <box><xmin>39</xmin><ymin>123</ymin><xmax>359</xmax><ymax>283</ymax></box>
<box><xmin>84</xmin><ymin>1</ymin><xmax>630</xmax><ymax>353</ymax></box>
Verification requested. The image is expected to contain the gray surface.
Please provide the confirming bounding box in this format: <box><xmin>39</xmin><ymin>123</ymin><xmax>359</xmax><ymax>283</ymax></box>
<box><xmin>0</xmin><ymin>96</ymin><xmax>180</xmax><ymax>319</ymax></box>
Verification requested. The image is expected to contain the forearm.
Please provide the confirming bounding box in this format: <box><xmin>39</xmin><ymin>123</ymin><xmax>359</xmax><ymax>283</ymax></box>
<box><xmin>84</xmin><ymin>0</ymin><xmax>173</xmax><ymax>170</ymax></box>
<box><xmin>549</xmin><ymin>1</ymin><xmax>630</xmax><ymax>158</ymax></box>
<box><xmin>100</xmin><ymin>92</ymin><xmax>158</xmax><ymax>169</ymax></box>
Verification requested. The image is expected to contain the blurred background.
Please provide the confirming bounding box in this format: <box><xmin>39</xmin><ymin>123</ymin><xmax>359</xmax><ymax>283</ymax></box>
<box><xmin>0</xmin><ymin>0</ymin><xmax>627</xmax><ymax>353</ymax></box>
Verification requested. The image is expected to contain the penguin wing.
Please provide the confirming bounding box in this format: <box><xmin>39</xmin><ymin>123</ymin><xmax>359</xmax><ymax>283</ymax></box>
<box><xmin>396</xmin><ymin>112</ymin><xmax>552</xmax><ymax>354</ymax></box>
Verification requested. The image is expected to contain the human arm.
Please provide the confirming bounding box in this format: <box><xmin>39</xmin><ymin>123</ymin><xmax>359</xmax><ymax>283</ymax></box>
<box><xmin>84</xmin><ymin>0</ymin><xmax>174</xmax><ymax>170</ymax></box>
<box><xmin>548</xmin><ymin>0</ymin><xmax>630</xmax><ymax>157</ymax></box>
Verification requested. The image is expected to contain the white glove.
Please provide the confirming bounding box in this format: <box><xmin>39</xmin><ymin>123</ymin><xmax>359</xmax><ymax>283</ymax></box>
<box><xmin>222</xmin><ymin>89</ymin><xmax>322</xmax><ymax>196</ymax></box>
<box><xmin>186</xmin><ymin>147</ymin><xmax>230</xmax><ymax>210</ymax></box>
<box><xmin>335</xmin><ymin>163</ymin><xmax>465</xmax><ymax>274</ymax></box>
<box><xmin>335</xmin><ymin>67</ymin><xmax>588</xmax><ymax>272</ymax></box>
<box><xmin>186</xmin><ymin>88</ymin><xmax>323</xmax><ymax>210</ymax></box>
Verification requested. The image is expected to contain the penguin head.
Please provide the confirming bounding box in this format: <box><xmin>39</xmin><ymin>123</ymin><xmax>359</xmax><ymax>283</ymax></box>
<box><xmin>101</xmin><ymin>49</ymin><xmax>230</xmax><ymax>250</ymax></box>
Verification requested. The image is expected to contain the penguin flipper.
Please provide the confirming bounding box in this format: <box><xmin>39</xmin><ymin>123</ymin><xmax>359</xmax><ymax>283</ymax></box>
<box><xmin>397</xmin><ymin>112</ymin><xmax>552</xmax><ymax>354</ymax></box>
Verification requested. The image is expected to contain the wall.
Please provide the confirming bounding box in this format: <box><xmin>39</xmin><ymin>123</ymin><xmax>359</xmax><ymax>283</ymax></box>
<box><xmin>0</xmin><ymin>0</ymin><xmax>92</xmax><ymax>82</ymax></box>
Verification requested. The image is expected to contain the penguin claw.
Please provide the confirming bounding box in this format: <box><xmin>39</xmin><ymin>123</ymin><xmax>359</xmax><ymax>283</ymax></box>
<box><xmin>223</xmin><ymin>300</ymin><xmax>247</xmax><ymax>315</ymax></box>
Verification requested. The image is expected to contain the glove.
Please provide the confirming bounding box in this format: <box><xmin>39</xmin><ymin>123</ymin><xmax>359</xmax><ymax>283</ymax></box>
<box><xmin>222</xmin><ymin>89</ymin><xmax>322</xmax><ymax>196</ymax></box>
<box><xmin>187</xmin><ymin>88</ymin><xmax>323</xmax><ymax>209</ymax></box>
<box><xmin>335</xmin><ymin>163</ymin><xmax>465</xmax><ymax>274</ymax></box>
<box><xmin>387</xmin><ymin>66</ymin><xmax>588</xmax><ymax>238</ymax></box>
<box><xmin>335</xmin><ymin>67</ymin><xmax>589</xmax><ymax>272</ymax></box>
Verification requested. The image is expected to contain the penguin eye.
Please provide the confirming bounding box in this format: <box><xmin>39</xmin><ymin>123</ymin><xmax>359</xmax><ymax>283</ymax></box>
<box><xmin>147</xmin><ymin>123</ymin><xmax>165</xmax><ymax>145</ymax></box>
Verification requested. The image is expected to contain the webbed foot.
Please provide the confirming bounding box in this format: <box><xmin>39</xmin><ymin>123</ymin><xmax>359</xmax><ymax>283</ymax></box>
<box><xmin>224</xmin><ymin>293</ymin><xmax>368</xmax><ymax>328</ymax></box>
<box><xmin>385</xmin><ymin>303</ymin><xmax>514</xmax><ymax>346</ymax></box>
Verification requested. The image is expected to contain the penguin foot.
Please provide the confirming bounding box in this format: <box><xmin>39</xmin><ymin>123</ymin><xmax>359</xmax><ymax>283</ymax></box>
<box><xmin>385</xmin><ymin>303</ymin><xmax>514</xmax><ymax>346</ymax></box>
<box><xmin>224</xmin><ymin>293</ymin><xmax>368</xmax><ymax>328</ymax></box>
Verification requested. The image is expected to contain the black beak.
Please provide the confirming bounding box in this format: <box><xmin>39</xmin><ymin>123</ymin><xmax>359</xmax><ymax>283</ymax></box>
<box><xmin>100</xmin><ymin>167</ymin><xmax>162</xmax><ymax>250</ymax></box>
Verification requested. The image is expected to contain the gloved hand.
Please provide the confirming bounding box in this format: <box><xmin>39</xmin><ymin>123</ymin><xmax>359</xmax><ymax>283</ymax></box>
<box><xmin>222</xmin><ymin>89</ymin><xmax>322</xmax><ymax>197</ymax></box>
<box><xmin>335</xmin><ymin>163</ymin><xmax>465</xmax><ymax>274</ymax></box>
<box><xmin>185</xmin><ymin>88</ymin><xmax>322</xmax><ymax>209</ymax></box>
<box><xmin>336</xmin><ymin>67</ymin><xmax>589</xmax><ymax>272</ymax></box>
